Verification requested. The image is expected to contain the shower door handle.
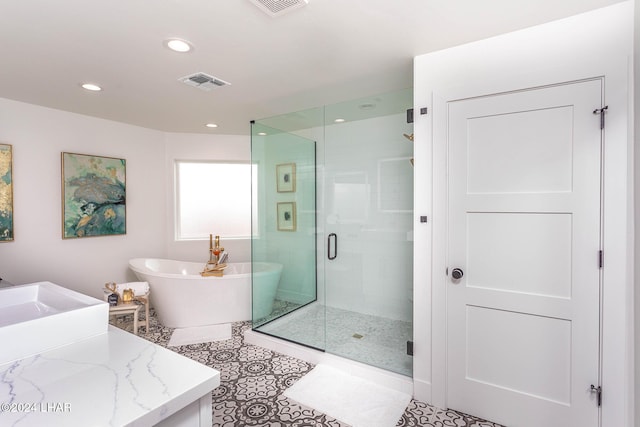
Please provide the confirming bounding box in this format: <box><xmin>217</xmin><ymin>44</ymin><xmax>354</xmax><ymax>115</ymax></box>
<box><xmin>328</xmin><ymin>233</ymin><xmax>337</xmax><ymax>260</ymax></box>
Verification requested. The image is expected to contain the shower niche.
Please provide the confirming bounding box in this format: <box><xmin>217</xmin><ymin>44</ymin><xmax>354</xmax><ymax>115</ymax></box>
<box><xmin>251</xmin><ymin>88</ymin><xmax>414</xmax><ymax>376</ymax></box>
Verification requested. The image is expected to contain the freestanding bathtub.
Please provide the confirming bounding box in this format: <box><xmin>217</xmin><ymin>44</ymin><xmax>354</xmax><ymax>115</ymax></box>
<box><xmin>128</xmin><ymin>258</ymin><xmax>283</xmax><ymax>329</ymax></box>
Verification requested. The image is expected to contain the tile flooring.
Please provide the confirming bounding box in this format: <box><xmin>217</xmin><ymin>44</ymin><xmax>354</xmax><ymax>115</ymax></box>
<box><xmin>256</xmin><ymin>303</ymin><xmax>412</xmax><ymax>376</ymax></box>
<box><xmin>113</xmin><ymin>310</ymin><xmax>504</xmax><ymax>427</ymax></box>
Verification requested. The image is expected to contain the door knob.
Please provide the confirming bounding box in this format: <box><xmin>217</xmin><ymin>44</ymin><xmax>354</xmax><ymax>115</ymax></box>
<box><xmin>451</xmin><ymin>268</ymin><xmax>464</xmax><ymax>279</ymax></box>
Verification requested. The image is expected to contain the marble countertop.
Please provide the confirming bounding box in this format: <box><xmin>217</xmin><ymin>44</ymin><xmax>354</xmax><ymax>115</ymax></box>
<box><xmin>0</xmin><ymin>326</ymin><xmax>220</xmax><ymax>426</ymax></box>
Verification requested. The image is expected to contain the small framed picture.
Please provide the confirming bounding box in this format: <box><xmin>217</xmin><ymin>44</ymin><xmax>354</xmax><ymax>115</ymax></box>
<box><xmin>276</xmin><ymin>163</ymin><xmax>296</xmax><ymax>193</ymax></box>
<box><xmin>277</xmin><ymin>202</ymin><xmax>296</xmax><ymax>231</ymax></box>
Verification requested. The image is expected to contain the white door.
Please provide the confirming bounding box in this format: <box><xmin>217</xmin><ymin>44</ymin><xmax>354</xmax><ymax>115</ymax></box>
<box><xmin>446</xmin><ymin>80</ymin><xmax>602</xmax><ymax>427</ymax></box>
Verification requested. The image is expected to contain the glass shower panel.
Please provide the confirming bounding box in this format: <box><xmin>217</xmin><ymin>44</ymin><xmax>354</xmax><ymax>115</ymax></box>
<box><xmin>250</xmin><ymin>89</ymin><xmax>414</xmax><ymax>377</ymax></box>
<box><xmin>323</xmin><ymin>89</ymin><xmax>414</xmax><ymax>376</ymax></box>
<box><xmin>250</xmin><ymin>117</ymin><xmax>322</xmax><ymax>350</ymax></box>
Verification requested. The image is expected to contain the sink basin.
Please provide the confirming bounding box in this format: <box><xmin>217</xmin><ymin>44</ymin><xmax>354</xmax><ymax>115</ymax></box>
<box><xmin>0</xmin><ymin>281</ymin><xmax>108</xmax><ymax>365</ymax></box>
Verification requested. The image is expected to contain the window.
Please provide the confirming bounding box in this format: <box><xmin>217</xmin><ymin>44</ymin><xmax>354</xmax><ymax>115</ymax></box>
<box><xmin>175</xmin><ymin>161</ymin><xmax>257</xmax><ymax>240</ymax></box>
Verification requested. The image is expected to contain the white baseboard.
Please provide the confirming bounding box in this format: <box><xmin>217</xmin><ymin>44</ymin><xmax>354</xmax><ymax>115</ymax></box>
<box><xmin>412</xmin><ymin>378</ymin><xmax>431</xmax><ymax>404</ymax></box>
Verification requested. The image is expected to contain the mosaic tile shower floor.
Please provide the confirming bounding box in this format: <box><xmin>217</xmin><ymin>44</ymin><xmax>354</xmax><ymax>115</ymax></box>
<box><xmin>113</xmin><ymin>310</ymin><xmax>504</xmax><ymax>427</ymax></box>
<box><xmin>257</xmin><ymin>303</ymin><xmax>412</xmax><ymax>376</ymax></box>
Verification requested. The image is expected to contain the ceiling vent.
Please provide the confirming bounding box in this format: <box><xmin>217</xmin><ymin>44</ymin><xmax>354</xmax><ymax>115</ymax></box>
<box><xmin>179</xmin><ymin>72</ymin><xmax>231</xmax><ymax>92</ymax></box>
<box><xmin>248</xmin><ymin>0</ymin><xmax>309</xmax><ymax>17</ymax></box>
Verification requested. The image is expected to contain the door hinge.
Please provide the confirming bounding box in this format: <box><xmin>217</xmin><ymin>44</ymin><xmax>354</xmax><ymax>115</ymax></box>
<box><xmin>593</xmin><ymin>106</ymin><xmax>608</xmax><ymax>130</ymax></box>
<box><xmin>598</xmin><ymin>250</ymin><xmax>604</xmax><ymax>269</ymax></box>
<box><xmin>590</xmin><ymin>384</ymin><xmax>602</xmax><ymax>407</ymax></box>
<box><xmin>406</xmin><ymin>107</ymin><xmax>428</xmax><ymax>123</ymax></box>
<box><xmin>406</xmin><ymin>341</ymin><xmax>414</xmax><ymax>356</ymax></box>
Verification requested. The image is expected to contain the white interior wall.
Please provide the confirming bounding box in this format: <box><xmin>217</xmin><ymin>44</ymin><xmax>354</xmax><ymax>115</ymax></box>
<box><xmin>0</xmin><ymin>97</ymin><xmax>166</xmax><ymax>299</ymax></box>
<box><xmin>164</xmin><ymin>132</ymin><xmax>251</xmax><ymax>264</ymax></box>
<box><xmin>0</xmin><ymin>98</ymin><xmax>252</xmax><ymax>299</ymax></box>
<box><xmin>413</xmin><ymin>3</ymin><xmax>633</xmax><ymax>426</ymax></box>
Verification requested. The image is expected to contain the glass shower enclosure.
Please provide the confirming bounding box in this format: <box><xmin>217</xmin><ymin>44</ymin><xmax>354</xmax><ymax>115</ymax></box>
<box><xmin>251</xmin><ymin>88</ymin><xmax>414</xmax><ymax>376</ymax></box>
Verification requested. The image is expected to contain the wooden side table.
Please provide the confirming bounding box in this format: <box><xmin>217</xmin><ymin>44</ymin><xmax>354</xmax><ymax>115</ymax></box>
<box><xmin>104</xmin><ymin>292</ymin><xmax>150</xmax><ymax>335</ymax></box>
<box><xmin>108</xmin><ymin>303</ymin><xmax>143</xmax><ymax>335</ymax></box>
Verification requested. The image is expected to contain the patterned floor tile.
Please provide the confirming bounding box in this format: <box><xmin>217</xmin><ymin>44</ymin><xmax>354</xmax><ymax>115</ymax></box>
<box><xmin>112</xmin><ymin>311</ymin><xmax>503</xmax><ymax>427</ymax></box>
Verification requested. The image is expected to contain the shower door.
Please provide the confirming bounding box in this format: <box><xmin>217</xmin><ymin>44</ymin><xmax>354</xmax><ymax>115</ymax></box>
<box><xmin>322</xmin><ymin>89</ymin><xmax>414</xmax><ymax>376</ymax></box>
<box><xmin>250</xmin><ymin>115</ymin><xmax>322</xmax><ymax>349</ymax></box>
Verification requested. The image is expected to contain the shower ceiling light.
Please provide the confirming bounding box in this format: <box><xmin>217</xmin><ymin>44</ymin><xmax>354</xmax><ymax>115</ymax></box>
<box><xmin>334</xmin><ymin>118</ymin><xmax>345</xmax><ymax>123</ymax></box>
<box><xmin>205</xmin><ymin>123</ymin><xmax>218</xmax><ymax>128</ymax></box>
<box><xmin>165</xmin><ymin>38</ymin><xmax>193</xmax><ymax>53</ymax></box>
<box><xmin>81</xmin><ymin>83</ymin><xmax>102</xmax><ymax>91</ymax></box>
<box><xmin>258</xmin><ymin>132</ymin><xmax>267</xmax><ymax>136</ymax></box>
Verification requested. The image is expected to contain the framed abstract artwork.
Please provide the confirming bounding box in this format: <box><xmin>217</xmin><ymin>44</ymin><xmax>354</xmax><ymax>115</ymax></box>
<box><xmin>277</xmin><ymin>202</ymin><xmax>296</xmax><ymax>231</ymax></box>
<box><xmin>276</xmin><ymin>163</ymin><xmax>296</xmax><ymax>192</ymax></box>
<box><xmin>0</xmin><ymin>143</ymin><xmax>13</xmax><ymax>242</ymax></box>
<box><xmin>62</xmin><ymin>152</ymin><xmax>126</xmax><ymax>239</ymax></box>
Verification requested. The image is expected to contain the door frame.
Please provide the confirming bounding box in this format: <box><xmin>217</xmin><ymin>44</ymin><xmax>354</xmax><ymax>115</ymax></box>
<box><xmin>411</xmin><ymin>5</ymin><xmax>633</xmax><ymax>426</ymax></box>
<box><xmin>442</xmin><ymin>77</ymin><xmax>604</xmax><ymax>425</ymax></box>
<box><xmin>427</xmin><ymin>74</ymin><xmax>631</xmax><ymax>427</ymax></box>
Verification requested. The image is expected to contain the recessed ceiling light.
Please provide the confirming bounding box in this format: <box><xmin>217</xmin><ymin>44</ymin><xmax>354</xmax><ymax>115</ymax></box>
<box><xmin>334</xmin><ymin>118</ymin><xmax>345</xmax><ymax>123</ymax></box>
<box><xmin>257</xmin><ymin>132</ymin><xmax>267</xmax><ymax>136</ymax></box>
<box><xmin>165</xmin><ymin>38</ymin><xmax>193</xmax><ymax>53</ymax></box>
<box><xmin>81</xmin><ymin>83</ymin><xmax>102</xmax><ymax>92</ymax></box>
<box><xmin>205</xmin><ymin>123</ymin><xmax>218</xmax><ymax>128</ymax></box>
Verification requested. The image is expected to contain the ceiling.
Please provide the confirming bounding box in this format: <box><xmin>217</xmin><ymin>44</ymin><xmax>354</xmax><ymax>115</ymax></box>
<box><xmin>0</xmin><ymin>0</ymin><xmax>626</xmax><ymax>135</ymax></box>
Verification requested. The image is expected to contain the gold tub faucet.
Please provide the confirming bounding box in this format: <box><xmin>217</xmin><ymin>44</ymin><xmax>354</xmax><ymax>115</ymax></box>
<box><xmin>209</xmin><ymin>234</ymin><xmax>225</xmax><ymax>264</ymax></box>
<box><xmin>202</xmin><ymin>234</ymin><xmax>227</xmax><ymax>277</ymax></box>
